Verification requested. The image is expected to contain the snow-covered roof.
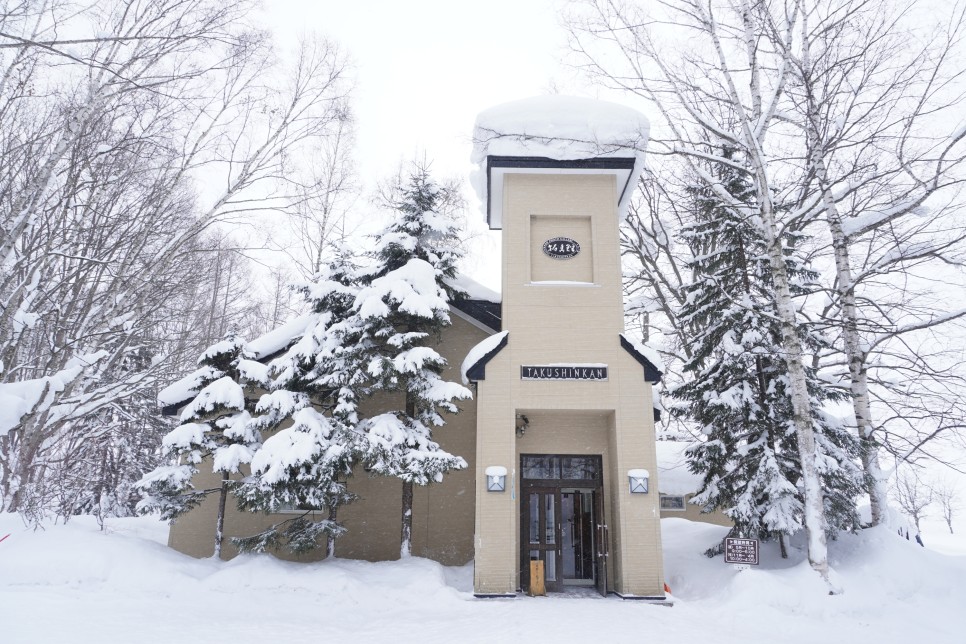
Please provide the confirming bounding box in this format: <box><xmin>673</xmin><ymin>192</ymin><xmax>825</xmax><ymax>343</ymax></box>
<box><xmin>158</xmin><ymin>366</ymin><xmax>218</xmax><ymax>409</ymax></box>
<box><xmin>655</xmin><ymin>440</ymin><xmax>702</xmax><ymax>496</ymax></box>
<box><xmin>445</xmin><ymin>273</ymin><xmax>500</xmax><ymax>303</ymax></box>
<box><xmin>158</xmin><ymin>274</ymin><xmax>499</xmax><ymax>412</ymax></box>
<box><xmin>619</xmin><ymin>334</ymin><xmax>663</xmax><ymax>383</ymax></box>
<box><xmin>471</xmin><ymin>95</ymin><xmax>650</xmax><ymax>229</ymax></box>
<box><xmin>245</xmin><ymin>314</ymin><xmax>315</xmax><ymax>361</ymax></box>
<box><xmin>461</xmin><ymin>331</ymin><xmax>509</xmax><ymax>384</ymax></box>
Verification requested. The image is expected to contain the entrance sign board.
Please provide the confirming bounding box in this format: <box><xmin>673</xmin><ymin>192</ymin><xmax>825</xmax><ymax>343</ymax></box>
<box><xmin>521</xmin><ymin>365</ymin><xmax>608</xmax><ymax>381</ymax></box>
<box><xmin>542</xmin><ymin>237</ymin><xmax>581</xmax><ymax>259</ymax></box>
<box><xmin>724</xmin><ymin>537</ymin><xmax>759</xmax><ymax>565</ymax></box>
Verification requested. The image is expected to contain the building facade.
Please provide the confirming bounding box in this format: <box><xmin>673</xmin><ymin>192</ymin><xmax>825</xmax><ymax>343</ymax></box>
<box><xmin>165</xmin><ymin>96</ymin><xmax>667</xmax><ymax>600</ymax></box>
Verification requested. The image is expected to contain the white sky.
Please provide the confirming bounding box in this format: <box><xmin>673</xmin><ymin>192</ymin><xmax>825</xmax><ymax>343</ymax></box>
<box><xmin>269</xmin><ymin>0</ymin><xmax>570</xmax><ymax>178</ymax></box>
<box><xmin>264</xmin><ymin>0</ymin><xmax>585</xmax><ymax>288</ymax></box>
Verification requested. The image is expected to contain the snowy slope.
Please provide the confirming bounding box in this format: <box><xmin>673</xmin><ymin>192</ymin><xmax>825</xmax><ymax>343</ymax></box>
<box><xmin>1</xmin><ymin>514</ymin><xmax>964</xmax><ymax>643</ymax></box>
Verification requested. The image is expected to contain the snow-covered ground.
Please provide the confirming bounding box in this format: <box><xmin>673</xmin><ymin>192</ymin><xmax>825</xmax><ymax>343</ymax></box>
<box><xmin>1</xmin><ymin>513</ymin><xmax>964</xmax><ymax>643</ymax></box>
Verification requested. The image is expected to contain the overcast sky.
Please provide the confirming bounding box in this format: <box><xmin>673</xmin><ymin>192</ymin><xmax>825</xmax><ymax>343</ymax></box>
<box><xmin>269</xmin><ymin>0</ymin><xmax>569</xmax><ymax>179</ymax></box>
<box><xmin>264</xmin><ymin>1</ymin><xmax>590</xmax><ymax>286</ymax></box>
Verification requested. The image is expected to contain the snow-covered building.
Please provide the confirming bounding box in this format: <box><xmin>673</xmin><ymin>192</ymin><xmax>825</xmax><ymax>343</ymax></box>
<box><xmin>162</xmin><ymin>96</ymin><xmax>668</xmax><ymax>600</ymax></box>
<box><xmin>655</xmin><ymin>440</ymin><xmax>731</xmax><ymax>527</ymax></box>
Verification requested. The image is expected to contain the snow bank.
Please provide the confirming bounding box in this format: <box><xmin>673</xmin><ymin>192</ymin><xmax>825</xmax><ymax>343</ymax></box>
<box><xmin>471</xmin><ymin>95</ymin><xmax>650</xmax><ymax>215</ymax></box>
<box><xmin>655</xmin><ymin>440</ymin><xmax>702</xmax><ymax>496</ymax></box>
<box><xmin>2</xmin><ymin>513</ymin><xmax>964</xmax><ymax>644</ymax></box>
<box><xmin>661</xmin><ymin>518</ymin><xmax>966</xmax><ymax>644</ymax></box>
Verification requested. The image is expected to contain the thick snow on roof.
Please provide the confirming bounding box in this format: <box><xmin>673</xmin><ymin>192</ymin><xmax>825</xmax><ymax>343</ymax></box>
<box><xmin>620</xmin><ymin>333</ymin><xmax>665</xmax><ymax>373</ymax></box>
<box><xmin>445</xmin><ymin>273</ymin><xmax>501</xmax><ymax>303</ymax></box>
<box><xmin>656</xmin><ymin>440</ymin><xmax>702</xmax><ymax>496</ymax></box>
<box><xmin>157</xmin><ymin>366</ymin><xmax>218</xmax><ymax>408</ymax></box>
<box><xmin>471</xmin><ymin>95</ymin><xmax>650</xmax><ymax>215</ymax></box>
<box><xmin>245</xmin><ymin>314</ymin><xmax>315</xmax><ymax>360</ymax></box>
<box><xmin>460</xmin><ymin>330</ymin><xmax>508</xmax><ymax>384</ymax></box>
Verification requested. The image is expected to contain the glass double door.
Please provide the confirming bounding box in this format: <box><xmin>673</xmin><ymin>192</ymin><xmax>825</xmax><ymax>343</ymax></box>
<box><xmin>523</xmin><ymin>487</ymin><xmax>606</xmax><ymax>595</ymax></box>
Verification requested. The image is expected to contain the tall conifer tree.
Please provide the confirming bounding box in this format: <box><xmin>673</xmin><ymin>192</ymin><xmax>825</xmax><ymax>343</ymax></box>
<box><xmin>671</xmin><ymin>149</ymin><xmax>863</xmax><ymax>548</ymax></box>
<box><xmin>235</xmin><ymin>252</ymin><xmax>363</xmax><ymax>556</ymax></box>
<box><xmin>137</xmin><ymin>335</ymin><xmax>263</xmax><ymax>557</ymax></box>
<box><xmin>354</xmin><ymin>163</ymin><xmax>472</xmax><ymax>557</ymax></box>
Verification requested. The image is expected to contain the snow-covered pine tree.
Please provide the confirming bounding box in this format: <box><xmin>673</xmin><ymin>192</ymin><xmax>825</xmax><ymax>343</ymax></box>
<box><xmin>235</xmin><ymin>252</ymin><xmax>364</xmax><ymax>556</ymax></box>
<box><xmin>354</xmin><ymin>163</ymin><xmax>472</xmax><ymax>558</ymax></box>
<box><xmin>670</xmin><ymin>148</ymin><xmax>864</xmax><ymax>551</ymax></box>
<box><xmin>137</xmin><ymin>335</ymin><xmax>264</xmax><ymax>557</ymax></box>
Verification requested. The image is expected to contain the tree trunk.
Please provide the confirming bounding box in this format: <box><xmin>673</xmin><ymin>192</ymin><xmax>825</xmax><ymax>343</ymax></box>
<box><xmin>326</xmin><ymin>505</ymin><xmax>338</xmax><ymax>559</ymax></box>
<box><xmin>766</xmin><ymin>230</ymin><xmax>831</xmax><ymax>587</ymax></box>
<box><xmin>727</xmin><ymin>1</ymin><xmax>829</xmax><ymax>589</ymax></box>
<box><xmin>800</xmin><ymin>11</ymin><xmax>889</xmax><ymax>527</ymax></box>
<box><xmin>827</xmin><ymin>209</ymin><xmax>889</xmax><ymax>526</ymax></box>
<box><xmin>400</xmin><ymin>391</ymin><xmax>417</xmax><ymax>558</ymax></box>
<box><xmin>400</xmin><ymin>480</ymin><xmax>413</xmax><ymax>558</ymax></box>
<box><xmin>214</xmin><ymin>471</ymin><xmax>229</xmax><ymax>559</ymax></box>
<box><xmin>738</xmin><ymin>100</ymin><xmax>831</xmax><ymax>586</ymax></box>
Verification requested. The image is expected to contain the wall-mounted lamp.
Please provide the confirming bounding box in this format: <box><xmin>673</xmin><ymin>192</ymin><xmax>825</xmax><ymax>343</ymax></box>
<box><xmin>628</xmin><ymin>469</ymin><xmax>649</xmax><ymax>494</ymax></box>
<box><xmin>515</xmin><ymin>414</ymin><xmax>529</xmax><ymax>437</ymax></box>
<box><xmin>485</xmin><ymin>466</ymin><xmax>507</xmax><ymax>492</ymax></box>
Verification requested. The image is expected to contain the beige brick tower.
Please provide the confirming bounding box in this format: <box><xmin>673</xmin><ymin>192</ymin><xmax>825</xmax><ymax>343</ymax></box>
<box><xmin>467</xmin><ymin>96</ymin><xmax>666</xmax><ymax>599</ymax></box>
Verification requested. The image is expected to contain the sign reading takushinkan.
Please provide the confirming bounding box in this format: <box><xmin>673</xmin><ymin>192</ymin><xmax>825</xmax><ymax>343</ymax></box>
<box><xmin>724</xmin><ymin>537</ymin><xmax>759</xmax><ymax>565</ymax></box>
<box><xmin>521</xmin><ymin>365</ymin><xmax>608</xmax><ymax>381</ymax></box>
<box><xmin>542</xmin><ymin>237</ymin><xmax>581</xmax><ymax>259</ymax></box>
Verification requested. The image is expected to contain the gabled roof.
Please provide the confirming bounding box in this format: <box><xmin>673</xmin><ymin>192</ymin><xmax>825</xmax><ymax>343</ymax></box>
<box><xmin>452</xmin><ymin>298</ymin><xmax>502</xmax><ymax>332</ymax></box>
<box><xmin>619</xmin><ymin>334</ymin><xmax>663</xmax><ymax>383</ymax></box>
<box><xmin>461</xmin><ymin>331</ymin><xmax>509</xmax><ymax>384</ymax></box>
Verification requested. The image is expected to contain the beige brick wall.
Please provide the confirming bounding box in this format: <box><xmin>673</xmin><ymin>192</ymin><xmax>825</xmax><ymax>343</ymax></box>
<box><xmin>168</xmin><ymin>312</ymin><xmax>487</xmax><ymax>565</ymax></box>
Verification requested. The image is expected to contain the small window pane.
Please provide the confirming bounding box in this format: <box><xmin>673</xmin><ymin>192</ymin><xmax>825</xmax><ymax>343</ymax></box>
<box><xmin>560</xmin><ymin>456</ymin><xmax>600</xmax><ymax>480</ymax></box>
<box><xmin>660</xmin><ymin>494</ymin><xmax>686</xmax><ymax>510</ymax></box>
<box><xmin>545</xmin><ymin>494</ymin><xmax>556</xmax><ymax>545</ymax></box>
<box><xmin>545</xmin><ymin>550</ymin><xmax>557</xmax><ymax>581</ymax></box>
<box><xmin>522</xmin><ymin>456</ymin><xmax>559</xmax><ymax>479</ymax></box>
<box><xmin>522</xmin><ymin>455</ymin><xmax>601</xmax><ymax>480</ymax></box>
<box><xmin>529</xmin><ymin>494</ymin><xmax>540</xmax><ymax>543</ymax></box>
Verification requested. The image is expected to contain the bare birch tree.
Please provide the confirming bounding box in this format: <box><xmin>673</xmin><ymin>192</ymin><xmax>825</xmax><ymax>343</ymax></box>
<box><xmin>569</xmin><ymin>2</ymin><xmax>966</xmax><ymax>583</ymax></box>
<box><xmin>763</xmin><ymin>0</ymin><xmax>966</xmax><ymax>527</ymax></box>
<box><xmin>894</xmin><ymin>469</ymin><xmax>932</xmax><ymax>532</ymax></box>
<box><xmin>0</xmin><ymin>0</ymin><xmax>352</xmax><ymax>516</ymax></box>
<box><xmin>932</xmin><ymin>478</ymin><xmax>959</xmax><ymax>534</ymax></box>
<box><xmin>569</xmin><ymin>0</ymin><xmax>839</xmax><ymax>586</ymax></box>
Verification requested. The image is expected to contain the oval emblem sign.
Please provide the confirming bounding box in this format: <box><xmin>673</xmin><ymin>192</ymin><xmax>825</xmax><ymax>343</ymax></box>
<box><xmin>542</xmin><ymin>237</ymin><xmax>581</xmax><ymax>259</ymax></box>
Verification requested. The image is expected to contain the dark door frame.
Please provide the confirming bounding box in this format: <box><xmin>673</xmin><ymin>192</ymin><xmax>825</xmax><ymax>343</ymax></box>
<box><xmin>521</xmin><ymin>486</ymin><xmax>563</xmax><ymax>592</ymax></box>
<box><xmin>519</xmin><ymin>454</ymin><xmax>605</xmax><ymax>595</ymax></box>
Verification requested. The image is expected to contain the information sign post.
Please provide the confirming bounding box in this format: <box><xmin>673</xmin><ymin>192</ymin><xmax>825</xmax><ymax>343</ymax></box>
<box><xmin>724</xmin><ymin>537</ymin><xmax>759</xmax><ymax>571</ymax></box>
